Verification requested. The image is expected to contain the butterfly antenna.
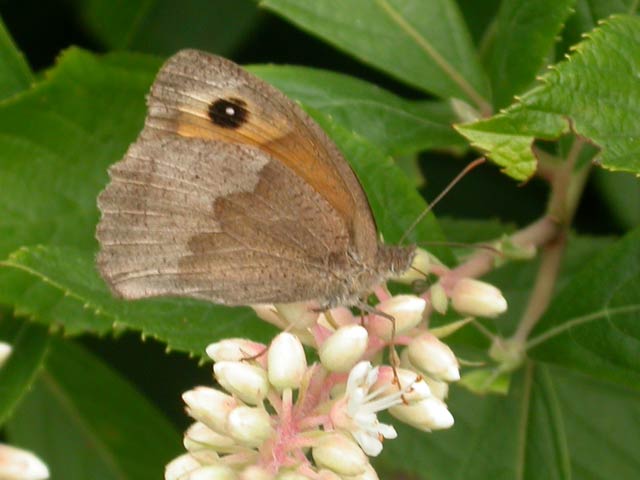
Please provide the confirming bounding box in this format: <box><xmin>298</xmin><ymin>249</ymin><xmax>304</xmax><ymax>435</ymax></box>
<box><xmin>399</xmin><ymin>157</ymin><xmax>486</xmax><ymax>245</ymax></box>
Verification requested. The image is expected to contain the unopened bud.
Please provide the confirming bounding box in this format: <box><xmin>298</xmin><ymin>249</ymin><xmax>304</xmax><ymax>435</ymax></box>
<box><xmin>312</xmin><ymin>433</ymin><xmax>368</xmax><ymax>476</ymax></box>
<box><xmin>408</xmin><ymin>333</ymin><xmax>460</xmax><ymax>382</ymax></box>
<box><xmin>165</xmin><ymin>454</ymin><xmax>200</xmax><ymax>480</ymax></box>
<box><xmin>319</xmin><ymin>325</ymin><xmax>368</xmax><ymax>372</ymax></box>
<box><xmin>206</xmin><ymin>339</ymin><xmax>265</xmax><ymax>363</ymax></box>
<box><xmin>393</xmin><ymin>248</ymin><xmax>438</xmax><ymax>284</ymax></box>
<box><xmin>183</xmin><ymin>387</ymin><xmax>238</xmax><ymax>434</ymax></box>
<box><xmin>227</xmin><ymin>406</ymin><xmax>273</xmax><ymax>448</ymax></box>
<box><xmin>268</xmin><ymin>333</ymin><xmax>307</xmax><ymax>390</ymax></box>
<box><xmin>0</xmin><ymin>444</ymin><xmax>49</xmax><ymax>480</ymax></box>
<box><xmin>184</xmin><ymin>423</ymin><xmax>235</xmax><ymax>451</ymax></box>
<box><xmin>429</xmin><ymin>282</ymin><xmax>448</xmax><ymax>315</ymax></box>
<box><xmin>367</xmin><ymin>295</ymin><xmax>425</xmax><ymax>341</ymax></box>
<box><xmin>373</xmin><ymin>367</ymin><xmax>431</xmax><ymax>403</ymax></box>
<box><xmin>185</xmin><ymin>465</ymin><xmax>237</xmax><ymax>480</ymax></box>
<box><xmin>390</xmin><ymin>397</ymin><xmax>454</xmax><ymax>431</ymax></box>
<box><xmin>213</xmin><ymin>361</ymin><xmax>269</xmax><ymax>405</ymax></box>
<box><xmin>241</xmin><ymin>466</ymin><xmax>273</xmax><ymax>480</ymax></box>
<box><xmin>450</xmin><ymin>278</ymin><xmax>507</xmax><ymax>317</ymax></box>
<box><xmin>0</xmin><ymin>342</ymin><xmax>12</xmax><ymax>369</ymax></box>
<box><xmin>275</xmin><ymin>302</ymin><xmax>319</xmax><ymax>330</ymax></box>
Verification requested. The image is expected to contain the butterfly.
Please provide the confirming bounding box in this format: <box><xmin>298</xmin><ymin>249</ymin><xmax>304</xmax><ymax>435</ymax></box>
<box><xmin>96</xmin><ymin>50</ymin><xmax>415</xmax><ymax>308</ymax></box>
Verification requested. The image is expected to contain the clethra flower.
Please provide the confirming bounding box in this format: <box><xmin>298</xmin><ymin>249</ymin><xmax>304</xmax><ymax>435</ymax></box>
<box><xmin>168</xmin><ymin>256</ymin><xmax>508</xmax><ymax>479</ymax></box>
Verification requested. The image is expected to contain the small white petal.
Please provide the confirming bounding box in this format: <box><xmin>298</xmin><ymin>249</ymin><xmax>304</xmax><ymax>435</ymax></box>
<box><xmin>226</xmin><ymin>406</ymin><xmax>273</xmax><ymax>448</ymax></box>
<box><xmin>319</xmin><ymin>325</ymin><xmax>368</xmax><ymax>372</ymax></box>
<box><xmin>312</xmin><ymin>433</ymin><xmax>368</xmax><ymax>476</ymax></box>
<box><xmin>214</xmin><ymin>361</ymin><xmax>269</xmax><ymax>405</ymax></box>
<box><xmin>451</xmin><ymin>278</ymin><xmax>507</xmax><ymax>318</ymax></box>
<box><xmin>423</xmin><ymin>376</ymin><xmax>449</xmax><ymax>400</ymax></box>
<box><xmin>206</xmin><ymin>339</ymin><xmax>265</xmax><ymax>363</ymax></box>
<box><xmin>0</xmin><ymin>444</ymin><xmax>49</xmax><ymax>480</ymax></box>
<box><xmin>353</xmin><ymin>430</ymin><xmax>383</xmax><ymax>457</ymax></box>
<box><xmin>183</xmin><ymin>387</ymin><xmax>238</xmax><ymax>434</ymax></box>
<box><xmin>408</xmin><ymin>334</ymin><xmax>460</xmax><ymax>382</ymax></box>
<box><xmin>0</xmin><ymin>343</ymin><xmax>12</xmax><ymax>369</ymax></box>
<box><xmin>268</xmin><ymin>332</ymin><xmax>307</xmax><ymax>390</ymax></box>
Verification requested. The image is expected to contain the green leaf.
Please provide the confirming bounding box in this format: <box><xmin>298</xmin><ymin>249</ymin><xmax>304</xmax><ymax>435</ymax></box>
<box><xmin>562</xmin><ymin>0</ymin><xmax>637</xmax><ymax>50</ymax></box>
<box><xmin>1</xmin><ymin>245</ymin><xmax>273</xmax><ymax>357</ymax></box>
<box><xmin>249</xmin><ymin>65</ymin><xmax>465</xmax><ymax>156</ymax></box>
<box><xmin>71</xmin><ymin>0</ymin><xmax>261</xmax><ymax>56</ymax></box>
<box><xmin>528</xmin><ymin>227</ymin><xmax>640</xmax><ymax>390</ymax></box>
<box><xmin>0</xmin><ymin>315</ymin><xmax>49</xmax><ymax>424</ymax></box>
<box><xmin>486</xmin><ymin>0</ymin><xmax>575</xmax><ymax>109</ymax></box>
<box><xmin>457</xmin><ymin>15</ymin><xmax>640</xmax><ymax>180</ymax></box>
<box><xmin>594</xmin><ymin>169</ymin><xmax>640</xmax><ymax>229</ymax></box>
<box><xmin>0</xmin><ymin>15</ymin><xmax>32</xmax><ymax>99</ymax></box>
<box><xmin>260</xmin><ymin>0</ymin><xmax>491</xmax><ymax>109</ymax></box>
<box><xmin>6</xmin><ymin>338</ymin><xmax>180</xmax><ymax>480</ymax></box>
<box><xmin>379</xmin><ymin>364</ymin><xmax>640</xmax><ymax>479</ymax></box>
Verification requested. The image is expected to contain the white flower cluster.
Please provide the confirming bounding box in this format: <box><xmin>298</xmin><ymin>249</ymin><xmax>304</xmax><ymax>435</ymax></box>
<box><xmin>167</xmin><ymin>249</ymin><xmax>508</xmax><ymax>480</ymax></box>
<box><xmin>0</xmin><ymin>342</ymin><xmax>50</xmax><ymax>480</ymax></box>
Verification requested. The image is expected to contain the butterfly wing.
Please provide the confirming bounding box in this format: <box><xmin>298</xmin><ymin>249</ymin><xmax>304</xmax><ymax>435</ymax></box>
<box><xmin>96</xmin><ymin>50</ymin><xmax>380</xmax><ymax>305</ymax></box>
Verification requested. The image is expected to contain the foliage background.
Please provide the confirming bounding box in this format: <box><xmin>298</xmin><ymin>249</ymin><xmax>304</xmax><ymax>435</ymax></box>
<box><xmin>0</xmin><ymin>1</ymin><xmax>638</xmax><ymax>479</ymax></box>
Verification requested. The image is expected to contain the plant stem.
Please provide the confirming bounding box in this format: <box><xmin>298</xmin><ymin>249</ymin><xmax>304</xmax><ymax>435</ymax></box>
<box><xmin>511</xmin><ymin>139</ymin><xmax>590</xmax><ymax>343</ymax></box>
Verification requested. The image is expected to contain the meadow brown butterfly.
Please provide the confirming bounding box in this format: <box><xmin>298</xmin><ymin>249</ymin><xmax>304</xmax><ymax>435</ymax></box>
<box><xmin>96</xmin><ymin>50</ymin><xmax>415</xmax><ymax>307</ymax></box>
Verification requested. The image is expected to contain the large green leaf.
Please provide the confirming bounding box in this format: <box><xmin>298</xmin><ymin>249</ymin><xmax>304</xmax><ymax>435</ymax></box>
<box><xmin>457</xmin><ymin>15</ymin><xmax>640</xmax><ymax>180</ymax></box>
<box><xmin>486</xmin><ymin>0</ymin><xmax>575</xmax><ymax>109</ymax></box>
<box><xmin>0</xmin><ymin>16</ymin><xmax>32</xmax><ymax>100</ymax></box>
<box><xmin>562</xmin><ymin>0</ymin><xmax>637</xmax><ymax>50</ymax></box>
<box><xmin>528</xmin><ymin>227</ymin><xmax>640</xmax><ymax>391</ymax></box>
<box><xmin>379</xmin><ymin>364</ymin><xmax>640</xmax><ymax>479</ymax></box>
<box><xmin>0</xmin><ymin>314</ymin><xmax>49</xmax><ymax>424</ymax></box>
<box><xmin>248</xmin><ymin>64</ymin><xmax>465</xmax><ymax>156</ymax></box>
<box><xmin>260</xmin><ymin>0</ymin><xmax>491</xmax><ymax>109</ymax></box>
<box><xmin>594</xmin><ymin>169</ymin><xmax>640</xmax><ymax>229</ymax></box>
<box><xmin>71</xmin><ymin>0</ymin><xmax>261</xmax><ymax>56</ymax></box>
<box><xmin>6</xmin><ymin>339</ymin><xmax>180</xmax><ymax>480</ymax></box>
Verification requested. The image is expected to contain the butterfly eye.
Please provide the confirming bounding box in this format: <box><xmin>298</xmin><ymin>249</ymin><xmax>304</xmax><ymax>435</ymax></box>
<box><xmin>208</xmin><ymin>97</ymin><xmax>249</xmax><ymax>129</ymax></box>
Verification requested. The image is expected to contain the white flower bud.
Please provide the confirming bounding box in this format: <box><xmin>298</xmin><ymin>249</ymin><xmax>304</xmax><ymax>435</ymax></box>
<box><xmin>0</xmin><ymin>444</ymin><xmax>49</xmax><ymax>480</ymax></box>
<box><xmin>390</xmin><ymin>397</ymin><xmax>454</xmax><ymax>431</ymax></box>
<box><xmin>367</xmin><ymin>295</ymin><xmax>425</xmax><ymax>341</ymax></box>
<box><xmin>241</xmin><ymin>465</ymin><xmax>274</xmax><ymax>480</ymax></box>
<box><xmin>312</xmin><ymin>433</ymin><xmax>368</xmax><ymax>476</ymax></box>
<box><xmin>276</xmin><ymin>470</ymin><xmax>311</xmax><ymax>480</ymax></box>
<box><xmin>429</xmin><ymin>282</ymin><xmax>448</xmax><ymax>315</ymax></box>
<box><xmin>343</xmin><ymin>464</ymin><xmax>380</xmax><ymax>480</ymax></box>
<box><xmin>183</xmin><ymin>387</ymin><xmax>238</xmax><ymax>434</ymax></box>
<box><xmin>373</xmin><ymin>367</ymin><xmax>430</xmax><ymax>403</ymax></box>
<box><xmin>393</xmin><ymin>248</ymin><xmax>438</xmax><ymax>284</ymax></box>
<box><xmin>423</xmin><ymin>376</ymin><xmax>449</xmax><ymax>400</ymax></box>
<box><xmin>450</xmin><ymin>278</ymin><xmax>507</xmax><ymax>318</ymax></box>
<box><xmin>214</xmin><ymin>361</ymin><xmax>269</xmax><ymax>405</ymax></box>
<box><xmin>184</xmin><ymin>423</ymin><xmax>235</xmax><ymax>451</ymax></box>
<box><xmin>408</xmin><ymin>333</ymin><xmax>460</xmax><ymax>382</ymax></box>
<box><xmin>185</xmin><ymin>465</ymin><xmax>237</xmax><ymax>480</ymax></box>
<box><xmin>275</xmin><ymin>302</ymin><xmax>319</xmax><ymax>330</ymax></box>
<box><xmin>316</xmin><ymin>470</ymin><xmax>342</xmax><ymax>480</ymax></box>
<box><xmin>165</xmin><ymin>453</ymin><xmax>200</xmax><ymax>480</ymax></box>
<box><xmin>206</xmin><ymin>339</ymin><xmax>265</xmax><ymax>363</ymax></box>
<box><xmin>0</xmin><ymin>343</ymin><xmax>12</xmax><ymax>369</ymax></box>
<box><xmin>319</xmin><ymin>325</ymin><xmax>368</xmax><ymax>372</ymax></box>
<box><xmin>226</xmin><ymin>406</ymin><xmax>273</xmax><ymax>448</ymax></box>
<box><xmin>268</xmin><ymin>333</ymin><xmax>307</xmax><ymax>390</ymax></box>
